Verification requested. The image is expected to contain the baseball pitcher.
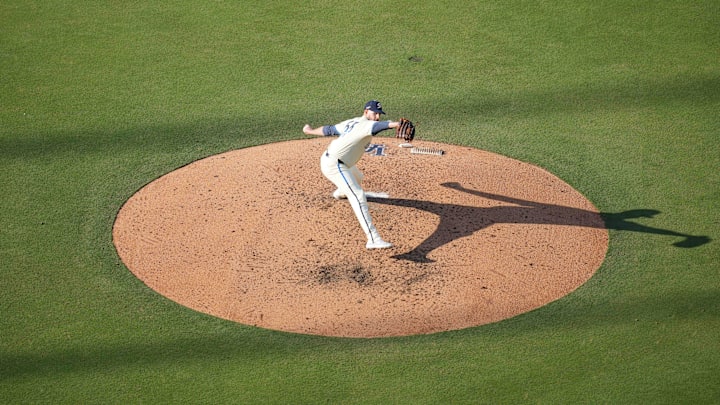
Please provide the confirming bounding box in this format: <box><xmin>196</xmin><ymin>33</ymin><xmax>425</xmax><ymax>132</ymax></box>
<box><xmin>303</xmin><ymin>100</ymin><xmax>415</xmax><ymax>249</ymax></box>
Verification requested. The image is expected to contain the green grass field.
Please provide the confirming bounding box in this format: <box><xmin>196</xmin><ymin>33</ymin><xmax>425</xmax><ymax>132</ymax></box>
<box><xmin>2</xmin><ymin>0</ymin><xmax>718</xmax><ymax>403</ymax></box>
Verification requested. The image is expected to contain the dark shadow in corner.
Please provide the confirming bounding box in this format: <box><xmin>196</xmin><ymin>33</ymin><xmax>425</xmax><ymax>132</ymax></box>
<box><xmin>368</xmin><ymin>182</ymin><xmax>710</xmax><ymax>263</ymax></box>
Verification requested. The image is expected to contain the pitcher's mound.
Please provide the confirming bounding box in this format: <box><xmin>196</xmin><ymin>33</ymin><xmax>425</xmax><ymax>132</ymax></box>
<box><xmin>113</xmin><ymin>138</ymin><xmax>608</xmax><ymax>338</ymax></box>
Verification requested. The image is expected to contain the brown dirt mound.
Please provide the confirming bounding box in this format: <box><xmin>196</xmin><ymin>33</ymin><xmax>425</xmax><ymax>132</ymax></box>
<box><xmin>113</xmin><ymin>138</ymin><xmax>608</xmax><ymax>338</ymax></box>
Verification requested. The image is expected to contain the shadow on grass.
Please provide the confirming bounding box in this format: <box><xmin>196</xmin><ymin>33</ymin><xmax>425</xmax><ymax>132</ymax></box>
<box><xmin>369</xmin><ymin>182</ymin><xmax>710</xmax><ymax>263</ymax></box>
<box><xmin>2</xmin><ymin>288</ymin><xmax>717</xmax><ymax>379</ymax></box>
<box><xmin>0</xmin><ymin>112</ymin><xmax>313</xmax><ymax>162</ymax></box>
<box><xmin>2</xmin><ymin>74</ymin><xmax>717</xmax><ymax>162</ymax></box>
<box><xmin>0</xmin><ymin>329</ymin><xmax>326</xmax><ymax>379</ymax></box>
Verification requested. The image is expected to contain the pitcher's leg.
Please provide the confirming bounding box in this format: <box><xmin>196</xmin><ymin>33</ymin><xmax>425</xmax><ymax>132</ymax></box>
<box><xmin>332</xmin><ymin>166</ymin><xmax>363</xmax><ymax>200</ymax></box>
<box><xmin>323</xmin><ymin>160</ymin><xmax>390</xmax><ymax>248</ymax></box>
<box><xmin>338</xmin><ymin>165</ymin><xmax>391</xmax><ymax>249</ymax></box>
<box><xmin>336</xmin><ymin>164</ymin><xmax>376</xmax><ymax>240</ymax></box>
<box><xmin>349</xmin><ymin>166</ymin><xmax>364</xmax><ymax>183</ymax></box>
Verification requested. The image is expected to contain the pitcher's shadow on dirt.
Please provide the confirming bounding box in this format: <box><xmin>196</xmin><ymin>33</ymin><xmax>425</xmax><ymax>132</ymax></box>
<box><xmin>369</xmin><ymin>182</ymin><xmax>711</xmax><ymax>263</ymax></box>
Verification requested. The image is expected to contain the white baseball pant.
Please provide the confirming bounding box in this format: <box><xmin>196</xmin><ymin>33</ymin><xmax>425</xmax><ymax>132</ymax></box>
<box><xmin>320</xmin><ymin>151</ymin><xmax>382</xmax><ymax>244</ymax></box>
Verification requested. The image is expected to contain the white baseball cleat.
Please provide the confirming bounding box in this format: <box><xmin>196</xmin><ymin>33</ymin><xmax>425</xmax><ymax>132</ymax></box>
<box><xmin>332</xmin><ymin>189</ymin><xmax>347</xmax><ymax>199</ymax></box>
<box><xmin>366</xmin><ymin>239</ymin><xmax>393</xmax><ymax>249</ymax></box>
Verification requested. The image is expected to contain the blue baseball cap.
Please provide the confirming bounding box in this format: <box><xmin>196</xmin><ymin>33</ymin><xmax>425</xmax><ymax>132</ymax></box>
<box><xmin>364</xmin><ymin>100</ymin><xmax>386</xmax><ymax>114</ymax></box>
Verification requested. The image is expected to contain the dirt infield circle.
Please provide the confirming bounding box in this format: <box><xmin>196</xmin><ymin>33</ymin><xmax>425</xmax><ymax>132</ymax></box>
<box><xmin>113</xmin><ymin>138</ymin><xmax>608</xmax><ymax>338</ymax></box>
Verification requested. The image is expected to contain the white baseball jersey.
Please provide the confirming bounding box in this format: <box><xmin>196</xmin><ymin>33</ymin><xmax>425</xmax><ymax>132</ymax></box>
<box><xmin>326</xmin><ymin>116</ymin><xmax>390</xmax><ymax>167</ymax></box>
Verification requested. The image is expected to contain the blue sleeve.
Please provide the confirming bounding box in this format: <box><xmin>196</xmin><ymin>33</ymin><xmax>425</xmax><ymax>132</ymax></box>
<box><xmin>371</xmin><ymin>121</ymin><xmax>392</xmax><ymax>135</ymax></box>
<box><xmin>322</xmin><ymin>125</ymin><xmax>341</xmax><ymax>136</ymax></box>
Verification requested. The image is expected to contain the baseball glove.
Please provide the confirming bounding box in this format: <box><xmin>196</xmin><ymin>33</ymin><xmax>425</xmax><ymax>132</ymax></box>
<box><xmin>396</xmin><ymin>118</ymin><xmax>415</xmax><ymax>142</ymax></box>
